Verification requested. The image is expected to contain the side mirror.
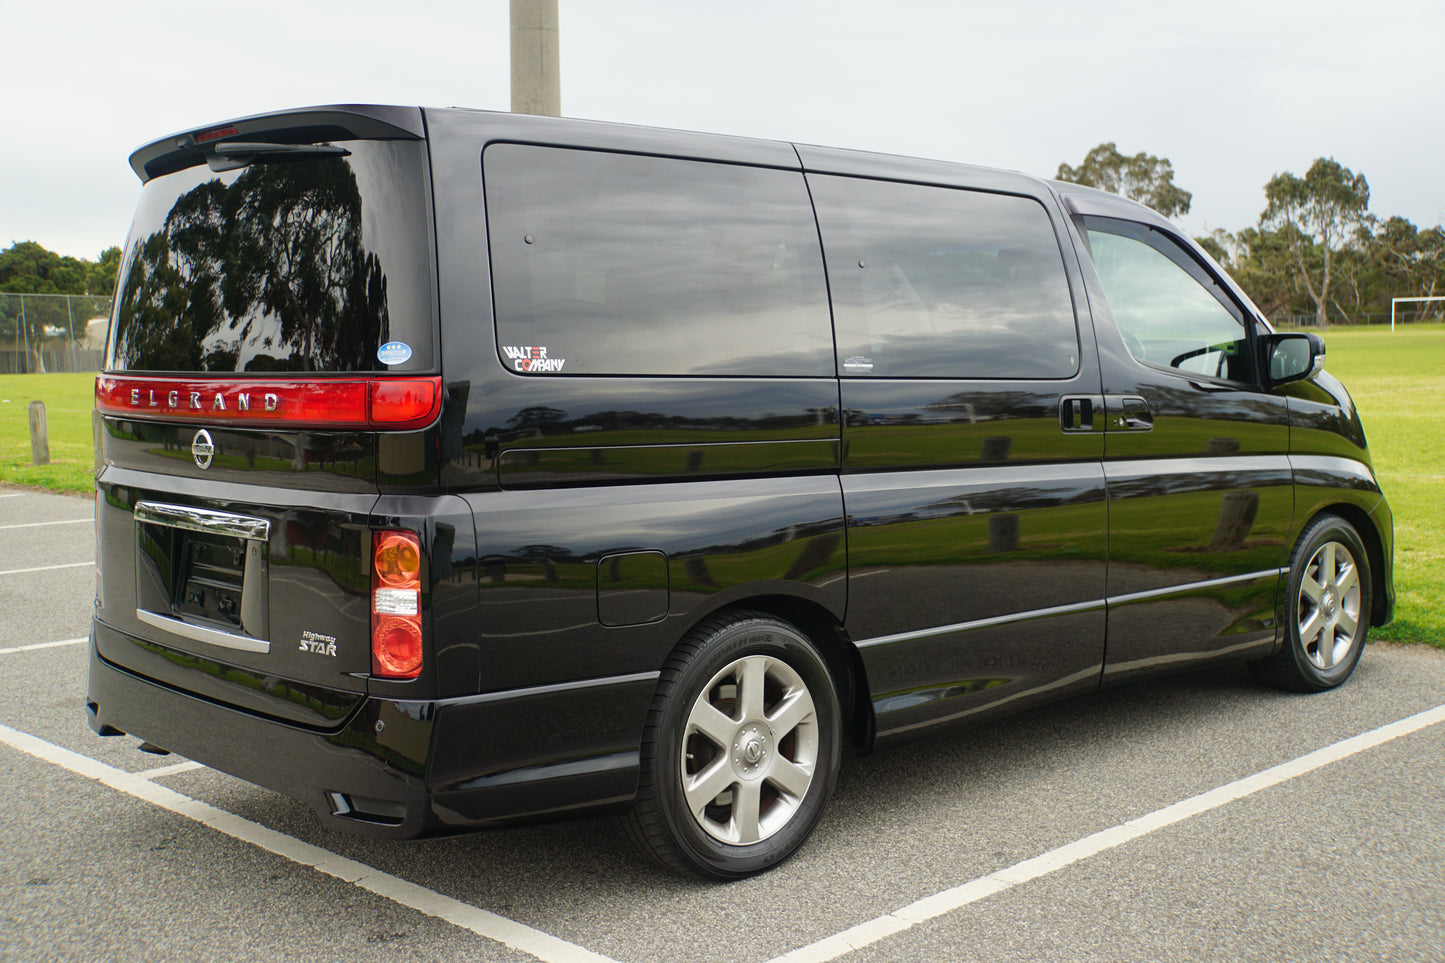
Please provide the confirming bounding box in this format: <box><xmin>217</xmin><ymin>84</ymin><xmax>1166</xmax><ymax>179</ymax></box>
<box><xmin>1264</xmin><ymin>332</ymin><xmax>1325</xmax><ymax>385</ymax></box>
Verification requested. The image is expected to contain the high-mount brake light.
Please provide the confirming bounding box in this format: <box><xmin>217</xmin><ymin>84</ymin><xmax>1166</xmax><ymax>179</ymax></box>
<box><xmin>371</xmin><ymin>530</ymin><xmax>423</xmax><ymax>679</ymax></box>
<box><xmin>195</xmin><ymin>125</ymin><xmax>238</xmax><ymax>144</ymax></box>
<box><xmin>94</xmin><ymin>376</ymin><xmax>442</xmax><ymax>431</ymax></box>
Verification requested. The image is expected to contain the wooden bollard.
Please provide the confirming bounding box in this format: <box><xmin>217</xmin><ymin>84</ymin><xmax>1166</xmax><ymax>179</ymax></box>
<box><xmin>29</xmin><ymin>400</ymin><xmax>50</xmax><ymax>466</ymax></box>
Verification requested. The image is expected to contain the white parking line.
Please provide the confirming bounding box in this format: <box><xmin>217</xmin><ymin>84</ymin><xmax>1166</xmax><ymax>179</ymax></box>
<box><xmin>3</xmin><ymin>704</ymin><xmax>1441</xmax><ymax>963</ymax></box>
<box><xmin>0</xmin><ymin>637</ymin><xmax>88</xmax><ymax>656</ymax></box>
<box><xmin>0</xmin><ymin>723</ymin><xmax>621</xmax><ymax>963</ymax></box>
<box><xmin>0</xmin><ymin>561</ymin><xmax>92</xmax><ymax>577</ymax></box>
<box><xmin>768</xmin><ymin>702</ymin><xmax>1445</xmax><ymax>963</ymax></box>
<box><xmin>0</xmin><ymin>519</ymin><xmax>92</xmax><ymax>531</ymax></box>
<box><xmin>134</xmin><ymin>760</ymin><xmax>205</xmax><ymax>780</ymax></box>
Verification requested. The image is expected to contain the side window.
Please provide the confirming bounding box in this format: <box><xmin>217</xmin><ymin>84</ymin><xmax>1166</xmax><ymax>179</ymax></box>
<box><xmin>809</xmin><ymin>174</ymin><xmax>1079</xmax><ymax>379</ymax></box>
<box><xmin>1085</xmin><ymin>222</ymin><xmax>1255</xmax><ymax>384</ymax></box>
<box><xmin>484</xmin><ymin>144</ymin><xmax>833</xmax><ymax>376</ymax></box>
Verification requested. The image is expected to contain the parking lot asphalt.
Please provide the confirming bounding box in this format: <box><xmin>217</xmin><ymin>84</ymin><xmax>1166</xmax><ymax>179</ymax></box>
<box><xmin>2</xmin><ymin>486</ymin><xmax>1442</xmax><ymax>963</ymax></box>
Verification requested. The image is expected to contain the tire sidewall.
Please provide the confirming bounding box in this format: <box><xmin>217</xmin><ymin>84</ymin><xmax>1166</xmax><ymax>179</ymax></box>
<box><xmin>1285</xmin><ymin>517</ymin><xmax>1371</xmax><ymax>690</ymax></box>
<box><xmin>650</xmin><ymin>616</ymin><xmax>840</xmax><ymax>879</ymax></box>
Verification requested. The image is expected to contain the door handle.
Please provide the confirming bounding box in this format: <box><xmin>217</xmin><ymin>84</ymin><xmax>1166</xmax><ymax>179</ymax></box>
<box><xmin>1059</xmin><ymin>395</ymin><xmax>1103</xmax><ymax>432</ymax></box>
<box><xmin>1111</xmin><ymin>396</ymin><xmax>1153</xmax><ymax>431</ymax></box>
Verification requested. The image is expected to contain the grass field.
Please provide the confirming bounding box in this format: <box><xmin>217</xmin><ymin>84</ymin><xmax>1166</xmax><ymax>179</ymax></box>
<box><xmin>1299</xmin><ymin>324</ymin><xmax>1444</xmax><ymax>647</ymax></box>
<box><xmin>0</xmin><ymin>373</ymin><xmax>96</xmax><ymax>494</ymax></box>
<box><xmin>3</xmin><ymin>324</ymin><xmax>1440</xmax><ymax>647</ymax></box>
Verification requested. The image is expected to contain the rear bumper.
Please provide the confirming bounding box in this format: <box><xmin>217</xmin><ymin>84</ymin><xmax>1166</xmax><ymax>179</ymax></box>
<box><xmin>86</xmin><ymin>622</ymin><xmax>655</xmax><ymax>837</ymax></box>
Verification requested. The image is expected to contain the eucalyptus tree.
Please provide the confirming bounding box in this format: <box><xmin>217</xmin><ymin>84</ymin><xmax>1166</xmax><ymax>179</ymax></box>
<box><xmin>1056</xmin><ymin>142</ymin><xmax>1192</xmax><ymax>218</ymax></box>
<box><xmin>1262</xmin><ymin>158</ymin><xmax>1370</xmax><ymax>328</ymax></box>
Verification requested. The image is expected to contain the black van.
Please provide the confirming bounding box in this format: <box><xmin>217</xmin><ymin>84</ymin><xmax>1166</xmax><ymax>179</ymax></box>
<box><xmin>89</xmin><ymin>105</ymin><xmax>1394</xmax><ymax>879</ymax></box>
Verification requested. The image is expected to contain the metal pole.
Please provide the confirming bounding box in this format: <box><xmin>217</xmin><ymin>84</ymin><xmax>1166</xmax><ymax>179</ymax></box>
<box><xmin>19</xmin><ymin>294</ymin><xmax>28</xmax><ymax>374</ymax></box>
<box><xmin>510</xmin><ymin>0</ymin><xmax>560</xmax><ymax>117</ymax></box>
<box><xmin>66</xmin><ymin>295</ymin><xmax>77</xmax><ymax>372</ymax></box>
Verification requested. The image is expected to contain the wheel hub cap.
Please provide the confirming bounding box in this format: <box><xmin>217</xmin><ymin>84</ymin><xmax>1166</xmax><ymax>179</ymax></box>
<box><xmin>733</xmin><ymin>723</ymin><xmax>773</xmax><ymax>777</ymax></box>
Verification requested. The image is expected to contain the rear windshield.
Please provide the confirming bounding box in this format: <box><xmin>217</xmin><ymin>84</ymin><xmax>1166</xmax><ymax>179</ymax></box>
<box><xmin>109</xmin><ymin>140</ymin><xmax>435</xmax><ymax>373</ymax></box>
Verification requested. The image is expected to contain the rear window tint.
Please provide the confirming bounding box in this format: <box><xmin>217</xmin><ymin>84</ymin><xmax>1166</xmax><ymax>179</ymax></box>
<box><xmin>809</xmin><ymin>175</ymin><xmax>1078</xmax><ymax>379</ymax></box>
<box><xmin>110</xmin><ymin>140</ymin><xmax>435</xmax><ymax>374</ymax></box>
<box><xmin>484</xmin><ymin>144</ymin><xmax>833</xmax><ymax>377</ymax></box>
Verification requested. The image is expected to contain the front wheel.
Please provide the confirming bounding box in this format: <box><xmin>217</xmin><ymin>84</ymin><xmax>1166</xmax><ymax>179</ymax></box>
<box><xmin>625</xmin><ymin>612</ymin><xmax>841</xmax><ymax>879</ymax></box>
<box><xmin>1251</xmin><ymin>515</ymin><xmax>1372</xmax><ymax>692</ymax></box>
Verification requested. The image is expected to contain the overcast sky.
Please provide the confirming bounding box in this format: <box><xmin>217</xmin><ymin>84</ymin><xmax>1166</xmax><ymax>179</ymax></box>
<box><xmin>4</xmin><ymin>0</ymin><xmax>1442</xmax><ymax>261</ymax></box>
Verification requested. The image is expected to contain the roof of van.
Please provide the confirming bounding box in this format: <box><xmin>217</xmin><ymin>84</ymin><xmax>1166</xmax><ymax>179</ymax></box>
<box><xmin>125</xmin><ymin>103</ymin><xmax>1182</xmax><ymax>237</ymax></box>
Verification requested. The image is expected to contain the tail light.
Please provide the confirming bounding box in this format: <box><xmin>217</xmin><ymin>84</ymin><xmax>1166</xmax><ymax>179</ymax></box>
<box><xmin>371</xmin><ymin>530</ymin><xmax>423</xmax><ymax>679</ymax></box>
<box><xmin>94</xmin><ymin>375</ymin><xmax>443</xmax><ymax>431</ymax></box>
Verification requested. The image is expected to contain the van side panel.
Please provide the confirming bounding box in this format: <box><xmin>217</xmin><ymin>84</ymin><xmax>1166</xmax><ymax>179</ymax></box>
<box><xmin>424</xmin><ymin>111</ymin><xmax>847</xmax><ymax>807</ymax></box>
<box><xmin>802</xmin><ymin>159</ymin><xmax>1110</xmax><ymax>741</ymax></box>
<box><xmin>847</xmin><ymin>461</ymin><xmax>1107</xmax><ymax>742</ymax></box>
<box><xmin>461</xmin><ymin>477</ymin><xmax>847</xmax><ymax>692</ymax></box>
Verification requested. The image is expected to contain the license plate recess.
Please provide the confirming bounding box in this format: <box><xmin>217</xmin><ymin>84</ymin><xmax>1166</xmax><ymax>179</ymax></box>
<box><xmin>134</xmin><ymin>501</ymin><xmax>271</xmax><ymax>654</ymax></box>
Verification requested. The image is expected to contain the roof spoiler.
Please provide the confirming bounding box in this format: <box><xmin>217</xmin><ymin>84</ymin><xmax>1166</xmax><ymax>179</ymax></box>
<box><xmin>127</xmin><ymin>104</ymin><xmax>426</xmax><ymax>182</ymax></box>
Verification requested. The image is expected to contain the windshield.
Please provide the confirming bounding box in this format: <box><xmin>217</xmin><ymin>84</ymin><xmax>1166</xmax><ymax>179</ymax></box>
<box><xmin>109</xmin><ymin>139</ymin><xmax>435</xmax><ymax>374</ymax></box>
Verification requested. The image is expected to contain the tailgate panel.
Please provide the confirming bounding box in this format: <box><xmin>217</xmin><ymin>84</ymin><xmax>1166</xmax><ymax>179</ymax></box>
<box><xmin>95</xmin><ymin>466</ymin><xmax>377</xmax><ymax>729</ymax></box>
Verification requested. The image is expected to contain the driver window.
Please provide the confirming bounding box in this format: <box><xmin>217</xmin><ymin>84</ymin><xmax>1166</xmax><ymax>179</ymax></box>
<box><xmin>1086</xmin><ymin>225</ymin><xmax>1254</xmax><ymax>383</ymax></box>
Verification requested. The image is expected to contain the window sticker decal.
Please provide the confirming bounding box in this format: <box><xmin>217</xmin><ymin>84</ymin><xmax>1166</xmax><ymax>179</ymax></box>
<box><xmin>377</xmin><ymin>341</ymin><xmax>412</xmax><ymax>365</ymax></box>
<box><xmin>502</xmin><ymin>346</ymin><xmax>567</xmax><ymax>373</ymax></box>
<box><xmin>843</xmin><ymin>355</ymin><xmax>874</xmax><ymax>373</ymax></box>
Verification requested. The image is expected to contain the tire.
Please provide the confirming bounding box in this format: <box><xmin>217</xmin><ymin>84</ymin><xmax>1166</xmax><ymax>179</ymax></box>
<box><xmin>625</xmin><ymin>612</ymin><xmax>841</xmax><ymax>880</ymax></box>
<box><xmin>1250</xmin><ymin>514</ymin><xmax>1372</xmax><ymax>692</ymax></box>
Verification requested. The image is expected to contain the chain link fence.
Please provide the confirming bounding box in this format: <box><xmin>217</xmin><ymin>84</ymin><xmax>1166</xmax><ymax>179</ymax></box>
<box><xmin>1273</xmin><ymin>306</ymin><xmax>1445</xmax><ymax>328</ymax></box>
<box><xmin>1</xmin><ymin>292</ymin><xmax>110</xmax><ymax>373</ymax></box>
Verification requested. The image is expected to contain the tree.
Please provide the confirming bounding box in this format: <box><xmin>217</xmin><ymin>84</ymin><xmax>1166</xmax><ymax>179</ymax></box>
<box><xmin>1212</xmin><ymin>225</ymin><xmax>1307</xmax><ymax>321</ymax></box>
<box><xmin>1262</xmin><ymin>158</ymin><xmax>1370</xmax><ymax>328</ymax></box>
<box><xmin>1056</xmin><ymin>142</ymin><xmax>1192</xmax><ymax>218</ymax></box>
<box><xmin>88</xmin><ymin>247</ymin><xmax>122</xmax><ymax>298</ymax></box>
<box><xmin>0</xmin><ymin>241</ymin><xmax>87</xmax><ymax>295</ymax></box>
<box><xmin>1371</xmin><ymin>217</ymin><xmax>1445</xmax><ymax>321</ymax></box>
<box><xmin>1</xmin><ymin>241</ymin><xmax>118</xmax><ymax>360</ymax></box>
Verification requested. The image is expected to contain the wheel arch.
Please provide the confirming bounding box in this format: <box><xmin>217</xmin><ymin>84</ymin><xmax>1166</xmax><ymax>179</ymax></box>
<box><xmin>669</xmin><ymin>594</ymin><xmax>875</xmax><ymax>753</ymax></box>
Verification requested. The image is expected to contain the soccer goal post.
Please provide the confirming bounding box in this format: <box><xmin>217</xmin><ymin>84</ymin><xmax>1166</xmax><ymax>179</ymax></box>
<box><xmin>1391</xmin><ymin>296</ymin><xmax>1445</xmax><ymax>331</ymax></box>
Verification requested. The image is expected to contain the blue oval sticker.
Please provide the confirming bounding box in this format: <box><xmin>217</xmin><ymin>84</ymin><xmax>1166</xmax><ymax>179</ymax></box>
<box><xmin>377</xmin><ymin>341</ymin><xmax>412</xmax><ymax>366</ymax></box>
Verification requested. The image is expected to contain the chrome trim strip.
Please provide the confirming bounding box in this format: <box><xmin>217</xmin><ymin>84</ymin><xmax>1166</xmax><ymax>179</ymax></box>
<box><xmin>134</xmin><ymin>501</ymin><xmax>270</xmax><ymax>541</ymax></box>
<box><xmin>852</xmin><ymin>567</ymin><xmax>1288</xmax><ymax>651</ymax></box>
<box><xmin>440</xmin><ymin>670</ymin><xmax>662</xmax><ymax>707</ymax></box>
<box><xmin>855</xmin><ymin>599</ymin><xmax>1107</xmax><ymax>649</ymax></box>
<box><xmin>135</xmin><ymin>610</ymin><xmax>271</xmax><ymax>654</ymax></box>
<box><xmin>1106</xmin><ymin>568</ymin><xmax>1287</xmax><ymax>607</ymax></box>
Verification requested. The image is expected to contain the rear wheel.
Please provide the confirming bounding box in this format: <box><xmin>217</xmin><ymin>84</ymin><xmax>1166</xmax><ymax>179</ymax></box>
<box><xmin>1251</xmin><ymin>515</ymin><xmax>1371</xmax><ymax>692</ymax></box>
<box><xmin>625</xmin><ymin>612</ymin><xmax>841</xmax><ymax>879</ymax></box>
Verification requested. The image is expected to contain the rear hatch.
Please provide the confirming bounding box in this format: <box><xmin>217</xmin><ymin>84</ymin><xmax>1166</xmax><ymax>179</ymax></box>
<box><xmin>93</xmin><ymin>106</ymin><xmax>440</xmax><ymax>728</ymax></box>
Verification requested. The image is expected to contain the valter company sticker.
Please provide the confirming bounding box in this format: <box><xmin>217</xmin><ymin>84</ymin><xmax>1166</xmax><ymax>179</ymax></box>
<box><xmin>502</xmin><ymin>346</ymin><xmax>566</xmax><ymax>372</ymax></box>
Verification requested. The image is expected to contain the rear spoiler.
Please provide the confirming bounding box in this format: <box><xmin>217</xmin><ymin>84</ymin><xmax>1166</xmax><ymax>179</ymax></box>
<box><xmin>128</xmin><ymin>104</ymin><xmax>426</xmax><ymax>182</ymax></box>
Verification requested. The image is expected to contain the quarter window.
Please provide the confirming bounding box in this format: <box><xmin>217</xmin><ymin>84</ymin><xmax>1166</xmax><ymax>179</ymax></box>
<box><xmin>484</xmin><ymin>145</ymin><xmax>833</xmax><ymax>377</ymax></box>
<box><xmin>809</xmin><ymin>175</ymin><xmax>1079</xmax><ymax>379</ymax></box>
